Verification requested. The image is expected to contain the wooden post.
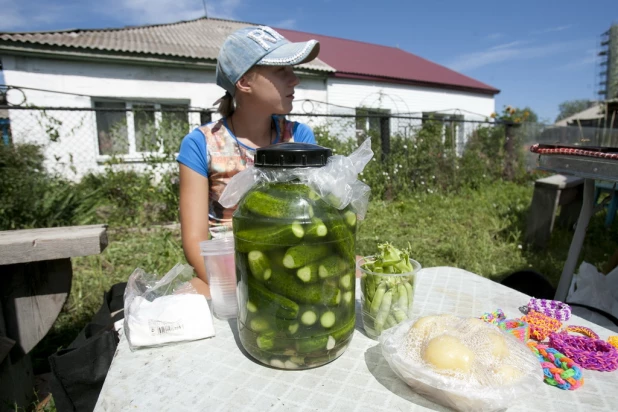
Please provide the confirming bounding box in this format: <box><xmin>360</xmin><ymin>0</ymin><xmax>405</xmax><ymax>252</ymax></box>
<box><xmin>380</xmin><ymin>116</ymin><xmax>390</xmax><ymax>161</ymax></box>
<box><xmin>503</xmin><ymin>122</ymin><xmax>515</xmax><ymax>180</ymax></box>
<box><xmin>524</xmin><ymin>174</ymin><xmax>584</xmax><ymax>249</ymax></box>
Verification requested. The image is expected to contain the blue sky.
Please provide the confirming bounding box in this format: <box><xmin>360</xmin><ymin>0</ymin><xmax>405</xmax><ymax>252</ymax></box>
<box><xmin>0</xmin><ymin>0</ymin><xmax>616</xmax><ymax>122</ymax></box>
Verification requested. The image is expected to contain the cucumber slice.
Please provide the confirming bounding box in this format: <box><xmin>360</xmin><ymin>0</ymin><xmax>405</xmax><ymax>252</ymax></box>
<box><xmin>320</xmin><ymin>311</ymin><xmax>336</xmax><ymax>328</ymax></box>
<box><xmin>250</xmin><ymin>317</ymin><xmax>270</xmax><ymax>332</ymax></box>
<box><xmin>301</xmin><ymin>309</ymin><xmax>318</xmax><ymax>326</ymax></box>
<box><xmin>296</xmin><ymin>263</ymin><xmax>320</xmax><ymax>283</ymax></box>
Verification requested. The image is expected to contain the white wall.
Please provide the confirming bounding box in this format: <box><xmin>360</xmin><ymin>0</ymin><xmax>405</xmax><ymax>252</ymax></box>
<box><xmin>2</xmin><ymin>55</ymin><xmax>496</xmax><ymax>177</ymax></box>
<box><xmin>326</xmin><ymin>78</ymin><xmax>496</xmax><ymax>152</ymax></box>
<box><xmin>2</xmin><ymin>55</ymin><xmax>328</xmax><ymax>179</ymax></box>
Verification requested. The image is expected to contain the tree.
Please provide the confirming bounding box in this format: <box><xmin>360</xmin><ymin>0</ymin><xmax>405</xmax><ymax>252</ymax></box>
<box><xmin>555</xmin><ymin>99</ymin><xmax>596</xmax><ymax>122</ymax></box>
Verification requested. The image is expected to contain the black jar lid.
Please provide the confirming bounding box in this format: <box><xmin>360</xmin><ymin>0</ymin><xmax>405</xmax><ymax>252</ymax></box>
<box><xmin>254</xmin><ymin>142</ymin><xmax>332</xmax><ymax>168</ymax></box>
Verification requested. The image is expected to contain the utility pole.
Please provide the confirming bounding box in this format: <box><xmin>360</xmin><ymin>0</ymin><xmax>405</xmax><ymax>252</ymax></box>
<box><xmin>202</xmin><ymin>0</ymin><xmax>208</xmax><ymax>18</ymax></box>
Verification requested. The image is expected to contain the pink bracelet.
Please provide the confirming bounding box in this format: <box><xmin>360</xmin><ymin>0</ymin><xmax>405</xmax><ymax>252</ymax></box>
<box><xmin>549</xmin><ymin>332</ymin><xmax>618</xmax><ymax>372</ymax></box>
<box><xmin>527</xmin><ymin>298</ymin><xmax>571</xmax><ymax>321</ymax></box>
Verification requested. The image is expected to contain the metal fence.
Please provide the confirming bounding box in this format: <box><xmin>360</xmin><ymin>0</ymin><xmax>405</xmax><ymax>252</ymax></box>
<box><xmin>6</xmin><ymin>100</ymin><xmax>618</xmax><ymax>182</ymax></box>
<box><xmin>0</xmin><ymin>103</ymin><xmax>512</xmax><ymax>179</ymax></box>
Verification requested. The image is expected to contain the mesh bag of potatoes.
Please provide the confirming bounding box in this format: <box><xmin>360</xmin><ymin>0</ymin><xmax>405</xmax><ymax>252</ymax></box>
<box><xmin>379</xmin><ymin>313</ymin><xmax>543</xmax><ymax>412</ymax></box>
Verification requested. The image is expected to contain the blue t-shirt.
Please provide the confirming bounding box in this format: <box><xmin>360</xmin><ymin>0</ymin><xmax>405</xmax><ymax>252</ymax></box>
<box><xmin>177</xmin><ymin>116</ymin><xmax>316</xmax><ymax>178</ymax></box>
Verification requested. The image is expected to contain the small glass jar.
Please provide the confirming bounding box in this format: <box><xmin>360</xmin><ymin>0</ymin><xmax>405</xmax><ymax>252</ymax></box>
<box><xmin>358</xmin><ymin>255</ymin><xmax>421</xmax><ymax>340</ymax></box>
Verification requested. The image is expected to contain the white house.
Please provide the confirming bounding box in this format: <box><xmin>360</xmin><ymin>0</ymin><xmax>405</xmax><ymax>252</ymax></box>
<box><xmin>0</xmin><ymin>17</ymin><xmax>499</xmax><ymax>179</ymax></box>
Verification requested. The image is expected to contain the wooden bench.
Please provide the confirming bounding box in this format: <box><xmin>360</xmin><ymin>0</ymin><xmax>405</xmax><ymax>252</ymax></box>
<box><xmin>525</xmin><ymin>174</ymin><xmax>584</xmax><ymax>248</ymax></box>
<box><xmin>0</xmin><ymin>225</ymin><xmax>108</xmax><ymax>410</ymax></box>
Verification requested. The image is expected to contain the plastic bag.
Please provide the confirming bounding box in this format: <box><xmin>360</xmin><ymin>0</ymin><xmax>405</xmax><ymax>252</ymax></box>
<box><xmin>379</xmin><ymin>314</ymin><xmax>543</xmax><ymax>412</ymax></box>
<box><xmin>123</xmin><ymin>264</ymin><xmax>215</xmax><ymax>351</ymax></box>
<box><xmin>218</xmin><ymin>138</ymin><xmax>374</xmax><ymax>219</ymax></box>
<box><xmin>567</xmin><ymin>261</ymin><xmax>618</xmax><ymax>319</ymax></box>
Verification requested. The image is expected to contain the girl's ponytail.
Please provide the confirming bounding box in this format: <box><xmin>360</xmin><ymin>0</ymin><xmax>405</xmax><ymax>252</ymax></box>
<box><xmin>216</xmin><ymin>91</ymin><xmax>235</xmax><ymax>117</ymax></box>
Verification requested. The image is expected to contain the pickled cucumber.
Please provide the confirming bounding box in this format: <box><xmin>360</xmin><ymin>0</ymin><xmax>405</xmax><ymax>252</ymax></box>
<box><xmin>243</xmin><ymin>190</ymin><xmax>313</xmax><ymax>220</ymax></box>
<box><xmin>247</xmin><ymin>276</ymin><xmax>299</xmax><ymax>320</ymax></box>
<box><xmin>235</xmin><ymin>222</ymin><xmax>304</xmax><ymax>253</ymax></box>
<box><xmin>266</xmin><ymin>270</ymin><xmax>341</xmax><ymax>306</ymax></box>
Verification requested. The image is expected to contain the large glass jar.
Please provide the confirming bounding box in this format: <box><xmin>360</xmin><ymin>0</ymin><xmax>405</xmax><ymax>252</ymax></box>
<box><xmin>233</xmin><ymin>143</ymin><xmax>357</xmax><ymax>370</ymax></box>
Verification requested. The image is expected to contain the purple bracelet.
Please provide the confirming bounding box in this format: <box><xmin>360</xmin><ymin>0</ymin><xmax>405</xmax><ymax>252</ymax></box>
<box><xmin>549</xmin><ymin>332</ymin><xmax>618</xmax><ymax>372</ymax></box>
<box><xmin>527</xmin><ymin>298</ymin><xmax>571</xmax><ymax>321</ymax></box>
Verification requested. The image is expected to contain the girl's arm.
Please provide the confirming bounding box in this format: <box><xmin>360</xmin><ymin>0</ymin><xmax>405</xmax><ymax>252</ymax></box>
<box><xmin>179</xmin><ymin>164</ymin><xmax>210</xmax><ymax>292</ymax></box>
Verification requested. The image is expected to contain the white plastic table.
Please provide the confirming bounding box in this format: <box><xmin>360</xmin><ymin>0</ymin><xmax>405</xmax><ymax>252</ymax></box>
<box><xmin>94</xmin><ymin>267</ymin><xmax>618</xmax><ymax>412</ymax></box>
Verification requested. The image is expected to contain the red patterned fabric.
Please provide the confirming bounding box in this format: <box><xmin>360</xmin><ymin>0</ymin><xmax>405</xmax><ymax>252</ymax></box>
<box><xmin>530</xmin><ymin>144</ymin><xmax>618</xmax><ymax>160</ymax></box>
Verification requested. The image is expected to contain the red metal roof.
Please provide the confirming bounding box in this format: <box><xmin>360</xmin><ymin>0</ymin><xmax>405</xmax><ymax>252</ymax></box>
<box><xmin>277</xmin><ymin>28</ymin><xmax>500</xmax><ymax>96</ymax></box>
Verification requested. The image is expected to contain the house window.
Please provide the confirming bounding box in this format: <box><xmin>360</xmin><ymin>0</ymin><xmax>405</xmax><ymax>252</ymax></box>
<box><xmin>422</xmin><ymin>112</ymin><xmax>464</xmax><ymax>148</ymax></box>
<box><xmin>355</xmin><ymin>107</ymin><xmax>390</xmax><ymax>140</ymax></box>
<box><xmin>200</xmin><ymin>110</ymin><xmax>212</xmax><ymax>126</ymax></box>
<box><xmin>94</xmin><ymin>101</ymin><xmax>189</xmax><ymax>157</ymax></box>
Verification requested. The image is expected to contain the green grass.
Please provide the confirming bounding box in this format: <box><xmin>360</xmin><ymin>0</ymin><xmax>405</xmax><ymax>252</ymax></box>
<box><xmin>31</xmin><ymin>180</ymin><xmax>618</xmax><ymax>375</ymax></box>
<box><xmin>358</xmin><ymin>181</ymin><xmax>617</xmax><ymax>285</ymax></box>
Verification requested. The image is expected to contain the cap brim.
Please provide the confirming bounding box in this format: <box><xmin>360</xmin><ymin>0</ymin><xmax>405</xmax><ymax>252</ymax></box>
<box><xmin>256</xmin><ymin>40</ymin><xmax>320</xmax><ymax>66</ymax></box>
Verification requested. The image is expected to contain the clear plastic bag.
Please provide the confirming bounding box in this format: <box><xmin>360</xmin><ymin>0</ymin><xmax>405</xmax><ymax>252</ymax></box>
<box><xmin>123</xmin><ymin>264</ymin><xmax>215</xmax><ymax>351</ymax></box>
<box><xmin>379</xmin><ymin>314</ymin><xmax>543</xmax><ymax>412</ymax></box>
<box><xmin>218</xmin><ymin>138</ymin><xmax>374</xmax><ymax>219</ymax></box>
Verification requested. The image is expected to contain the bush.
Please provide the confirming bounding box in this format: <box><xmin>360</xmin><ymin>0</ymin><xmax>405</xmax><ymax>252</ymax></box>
<box><xmin>314</xmin><ymin>119</ymin><xmax>516</xmax><ymax>200</ymax></box>
<box><xmin>73</xmin><ymin>165</ymin><xmax>179</xmax><ymax>228</ymax></box>
<box><xmin>0</xmin><ymin>143</ymin><xmax>87</xmax><ymax>230</ymax></box>
<box><xmin>0</xmin><ymin>143</ymin><xmax>180</xmax><ymax>230</ymax></box>
<box><xmin>2</xmin><ymin>108</ymin><xmax>533</xmax><ymax>230</ymax></box>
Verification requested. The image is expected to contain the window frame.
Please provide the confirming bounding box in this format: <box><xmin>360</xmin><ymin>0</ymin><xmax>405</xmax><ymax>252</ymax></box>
<box><xmin>422</xmin><ymin>111</ymin><xmax>465</xmax><ymax>149</ymax></box>
<box><xmin>92</xmin><ymin>99</ymin><xmax>190</xmax><ymax>163</ymax></box>
<box><xmin>355</xmin><ymin>107</ymin><xmax>391</xmax><ymax>140</ymax></box>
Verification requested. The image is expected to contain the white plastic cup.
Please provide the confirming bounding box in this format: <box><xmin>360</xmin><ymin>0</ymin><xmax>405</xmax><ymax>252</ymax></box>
<box><xmin>199</xmin><ymin>237</ymin><xmax>237</xmax><ymax>320</ymax></box>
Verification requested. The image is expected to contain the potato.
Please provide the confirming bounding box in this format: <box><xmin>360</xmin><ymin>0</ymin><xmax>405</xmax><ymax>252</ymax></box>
<box><xmin>463</xmin><ymin>317</ymin><xmax>489</xmax><ymax>334</ymax></box>
<box><xmin>494</xmin><ymin>364</ymin><xmax>522</xmax><ymax>385</ymax></box>
<box><xmin>422</xmin><ymin>335</ymin><xmax>474</xmax><ymax>374</ymax></box>
<box><xmin>487</xmin><ymin>332</ymin><xmax>509</xmax><ymax>360</ymax></box>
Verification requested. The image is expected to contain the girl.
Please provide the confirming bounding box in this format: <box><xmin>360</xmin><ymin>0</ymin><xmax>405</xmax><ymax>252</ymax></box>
<box><xmin>176</xmin><ymin>26</ymin><xmax>321</xmax><ymax>295</ymax></box>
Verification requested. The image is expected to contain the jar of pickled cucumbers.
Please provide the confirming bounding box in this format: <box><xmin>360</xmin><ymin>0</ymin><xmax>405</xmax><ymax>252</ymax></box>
<box><xmin>233</xmin><ymin>143</ymin><xmax>357</xmax><ymax>370</ymax></box>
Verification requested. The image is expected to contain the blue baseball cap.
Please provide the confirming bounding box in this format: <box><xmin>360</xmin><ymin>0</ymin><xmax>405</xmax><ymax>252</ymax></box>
<box><xmin>216</xmin><ymin>26</ymin><xmax>320</xmax><ymax>96</ymax></box>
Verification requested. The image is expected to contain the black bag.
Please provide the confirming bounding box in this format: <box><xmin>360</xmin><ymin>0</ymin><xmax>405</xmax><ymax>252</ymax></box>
<box><xmin>48</xmin><ymin>282</ymin><xmax>126</xmax><ymax>412</ymax></box>
<box><xmin>499</xmin><ymin>270</ymin><xmax>556</xmax><ymax>299</ymax></box>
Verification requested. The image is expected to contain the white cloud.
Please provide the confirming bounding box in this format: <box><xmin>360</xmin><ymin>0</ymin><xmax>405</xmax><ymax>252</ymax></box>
<box><xmin>273</xmin><ymin>19</ymin><xmax>296</xmax><ymax>29</ymax></box>
<box><xmin>531</xmin><ymin>25</ymin><xmax>574</xmax><ymax>35</ymax></box>
<box><xmin>489</xmin><ymin>40</ymin><xmax>528</xmax><ymax>50</ymax></box>
<box><xmin>447</xmin><ymin>40</ymin><xmax>583</xmax><ymax>72</ymax></box>
<box><xmin>98</xmin><ymin>0</ymin><xmax>242</xmax><ymax>25</ymax></box>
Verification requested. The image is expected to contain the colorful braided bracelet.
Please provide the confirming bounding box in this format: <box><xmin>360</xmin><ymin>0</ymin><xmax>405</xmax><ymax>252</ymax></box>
<box><xmin>479</xmin><ymin>309</ymin><xmax>506</xmax><ymax>324</ymax></box>
<box><xmin>527</xmin><ymin>298</ymin><xmax>571</xmax><ymax>321</ymax></box>
<box><xmin>609</xmin><ymin>336</ymin><xmax>618</xmax><ymax>349</ymax></box>
<box><xmin>549</xmin><ymin>332</ymin><xmax>618</xmax><ymax>372</ymax></box>
<box><xmin>521</xmin><ymin>310</ymin><xmax>562</xmax><ymax>341</ymax></box>
<box><xmin>498</xmin><ymin>319</ymin><xmax>529</xmax><ymax>342</ymax></box>
<box><xmin>527</xmin><ymin>341</ymin><xmax>583</xmax><ymax>390</ymax></box>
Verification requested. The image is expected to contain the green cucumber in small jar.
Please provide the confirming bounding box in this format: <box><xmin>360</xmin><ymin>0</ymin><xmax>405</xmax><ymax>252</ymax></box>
<box><xmin>359</xmin><ymin>242</ymin><xmax>420</xmax><ymax>339</ymax></box>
